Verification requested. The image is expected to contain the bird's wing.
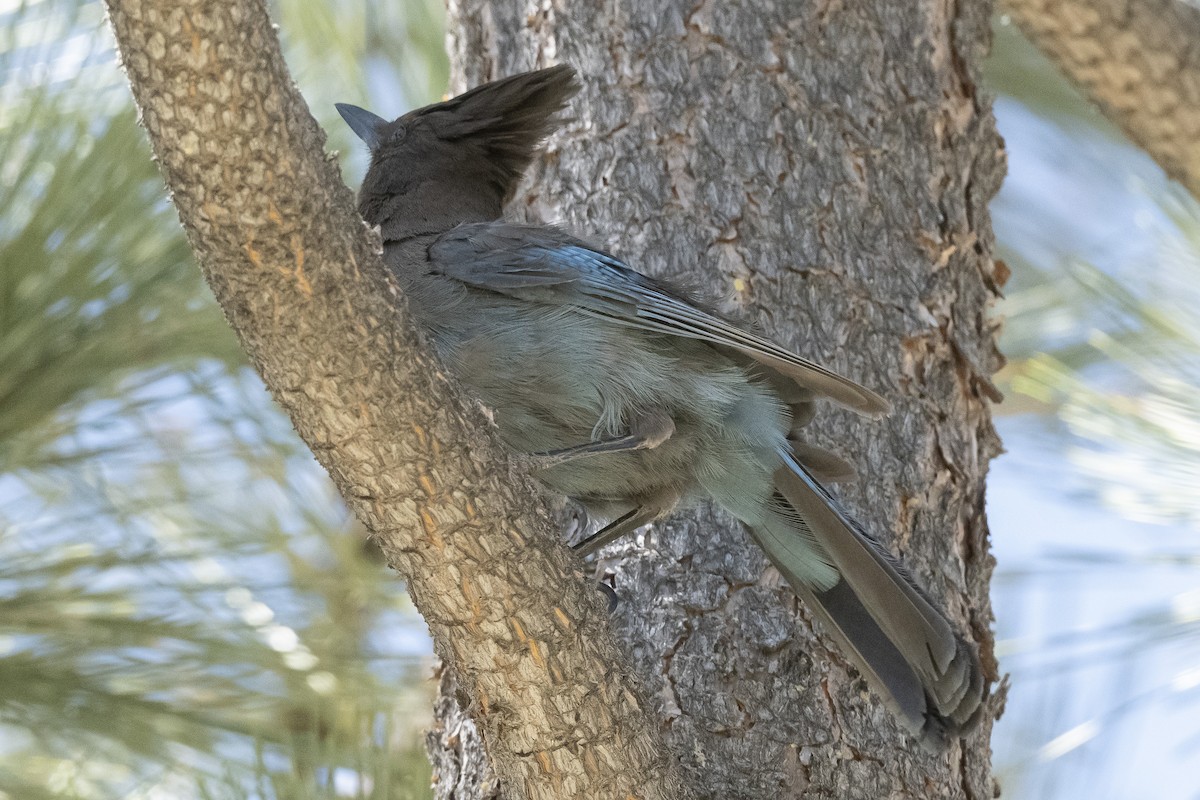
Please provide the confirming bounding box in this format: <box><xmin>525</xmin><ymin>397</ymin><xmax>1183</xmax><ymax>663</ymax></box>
<box><xmin>429</xmin><ymin>222</ymin><xmax>890</xmax><ymax>416</ymax></box>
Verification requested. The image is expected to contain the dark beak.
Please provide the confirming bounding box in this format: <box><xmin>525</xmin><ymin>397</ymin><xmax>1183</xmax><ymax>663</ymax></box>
<box><xmin>335</xmin><ymin>103</ymin><xmax>387</xmax><ymax>150</ymax></box>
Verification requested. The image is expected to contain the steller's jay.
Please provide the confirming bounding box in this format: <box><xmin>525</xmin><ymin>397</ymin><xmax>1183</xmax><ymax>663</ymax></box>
<box><xmin>336</xmin><ymin>65</ymin><xmax>984</xmax><ymax>746</ymax></box>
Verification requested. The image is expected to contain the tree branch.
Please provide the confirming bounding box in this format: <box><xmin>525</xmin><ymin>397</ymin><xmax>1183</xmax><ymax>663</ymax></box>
<box><xmin>1002</xmin><ymin>0</ymin><xmax>1200</xmax><ymax>199</ymax></box>
<box><xmin>102</xmin><ymin>1</ymin><xmax>692</xmax><ymax>797</ymax></box>
<box><xmin>438</xmin><ymin>0</ymin><xmax>1004</xmax><ymax>797</ymax></box>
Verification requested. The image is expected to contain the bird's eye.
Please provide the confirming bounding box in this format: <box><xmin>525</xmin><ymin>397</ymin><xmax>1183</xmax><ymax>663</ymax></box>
<box><xmin>388</xmin><ymin>124</ymin><xmax>408</xmax><ymax>144</ymax></box>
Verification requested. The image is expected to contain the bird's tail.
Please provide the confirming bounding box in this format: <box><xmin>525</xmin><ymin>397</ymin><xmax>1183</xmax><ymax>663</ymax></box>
<box><xmin>747</xmin><ymin>452</ymin><xmax>984</xmax><ymax>747</ymax></box>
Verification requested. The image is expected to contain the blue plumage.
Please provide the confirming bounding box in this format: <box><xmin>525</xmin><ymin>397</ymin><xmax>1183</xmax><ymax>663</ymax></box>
<box><xmin>337</xmin><ymin>64</ymin><xmax>984</xmax><ymax>745</ymax></box>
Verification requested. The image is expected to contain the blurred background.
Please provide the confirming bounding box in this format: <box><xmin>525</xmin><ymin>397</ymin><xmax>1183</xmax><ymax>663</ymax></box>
<box><xmin>1</xmin><ymin>0</ymin><xmax>1195</xmax><ymax>797</ymax></box>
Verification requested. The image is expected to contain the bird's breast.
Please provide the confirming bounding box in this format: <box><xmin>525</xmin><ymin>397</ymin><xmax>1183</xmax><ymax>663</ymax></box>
<box><xmin>431</xmin><ymin>295</ymin><xmax>788</xmax><ymax>509</ymax></box>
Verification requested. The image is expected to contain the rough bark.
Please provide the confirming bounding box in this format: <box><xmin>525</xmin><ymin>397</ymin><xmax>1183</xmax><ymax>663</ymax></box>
<box><xmin>103</xmin><ymin>1</ymin><xmax>694</xmax><ymax>798</ymax></box>
<box><xmin>1003</xmin><ymin>0</ymin><xmax>1200</xmax><ymax>200</ymax></box>
<box><xmin>436</xmin><ymin>0</ymin><xmax>1006</xmax><ymax>798</ymax></box>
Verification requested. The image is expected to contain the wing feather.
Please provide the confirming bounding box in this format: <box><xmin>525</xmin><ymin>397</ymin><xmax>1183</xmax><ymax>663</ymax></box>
<box><xmin>429</xmin><ymin>223</ymin><xmax>890</xmax><ymax>416</ymax></box>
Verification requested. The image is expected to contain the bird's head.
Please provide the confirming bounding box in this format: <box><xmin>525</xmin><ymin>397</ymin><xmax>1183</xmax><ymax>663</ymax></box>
<box><xmin>337</xmin><ymin>64</ymin><xmax>579</xmax><ymax>236</ymax></box>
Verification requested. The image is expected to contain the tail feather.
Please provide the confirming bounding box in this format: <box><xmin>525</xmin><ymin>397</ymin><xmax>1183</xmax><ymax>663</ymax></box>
<box><xmin>797</xmin><ymin>581</ymin><xmax>928</xmax><ymax>727</ymax></box>
<box><xmin>750</xmin><ymin>452</ymin><xmax>984</xmax><ymax>744</ymax></box>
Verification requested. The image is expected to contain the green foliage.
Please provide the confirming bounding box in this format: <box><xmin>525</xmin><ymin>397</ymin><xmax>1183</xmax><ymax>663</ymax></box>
<box><xmin>12</xmin><ymin>0</ymin><xmax>1194</xmax><ymax>796</ymax></box>
<box><xmin>0</xmin><ymin>0</ymin><xmax>438</xmax><ymax>797</ymax></box>
<box><xmin>986</xmin><ymin>16</ymin><xmax>1200</xmax><ymax>800</ymax></box>
<box><xmin>1005</xmin><ymin>191</ymin><xmax>1200</xmax><ymax>526</ymax></box>
<box><xmin>987</xmin><ymin>16</ymin><xmax>1200</xmax><ymax>528</ymax></box>
<box><xmin>986</xmin><ymin>21</ymin><xmax>1111</xmax><ymax>135</ymax></box>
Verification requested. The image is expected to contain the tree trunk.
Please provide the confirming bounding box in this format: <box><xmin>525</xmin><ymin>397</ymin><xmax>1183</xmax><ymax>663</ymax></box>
<box><xmin>1002</xmin><ymin>0</ymin><xmax>1200</xmax><ymax>201</ymax></box>
<box><xmin>430</xmin><ymin>1</ymin><xmax>1005</xmax><ymax>798</ymax></box>
<box><xmin>103</xmin><ymin>1</ymin><xmax>691</xmax><ymax>798</ymax></box>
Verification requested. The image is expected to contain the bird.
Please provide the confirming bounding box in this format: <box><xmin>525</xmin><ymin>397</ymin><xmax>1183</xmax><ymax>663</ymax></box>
<box><xmin>336</xmin><ymin>64</ymin><xmax>985</xmax><ymax>746</ymax></box>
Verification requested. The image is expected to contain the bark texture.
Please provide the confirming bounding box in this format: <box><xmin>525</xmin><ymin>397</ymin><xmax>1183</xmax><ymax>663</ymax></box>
<box><xmin>438</xmin><ymin>0</ymin><xmax>1006</xmax><ymax>798</ymax></box>
<box><xmin>1003</xmin><ymin>0</ymin><xmax>1200</xmax><ymax>199</ymax></box>
<box><xmin>103</xmin><ymin>1</ymin><xmax>693</xmax><ymax>798</ymax></box>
